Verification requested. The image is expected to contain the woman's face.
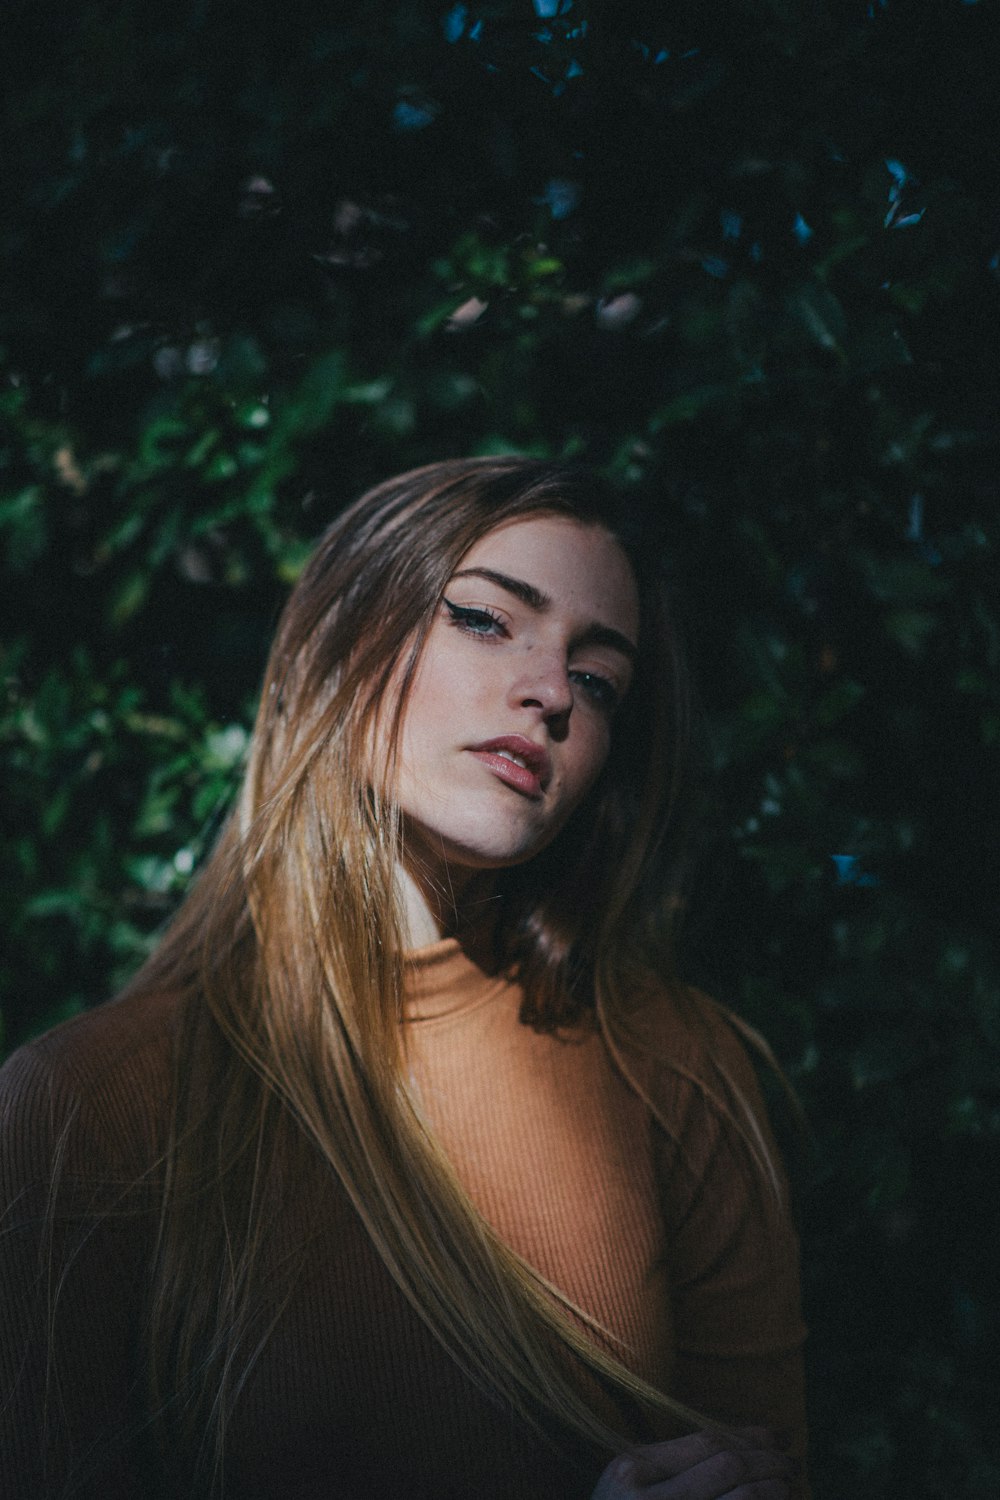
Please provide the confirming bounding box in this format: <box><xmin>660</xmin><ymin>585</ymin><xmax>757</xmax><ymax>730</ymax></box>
<box><xmin>390</xmin><ymin>513</ymin><xmax>639</xmax><ymax>892</ymax></box>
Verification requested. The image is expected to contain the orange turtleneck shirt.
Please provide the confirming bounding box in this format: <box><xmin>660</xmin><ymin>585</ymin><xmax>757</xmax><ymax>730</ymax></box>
<box><xmin>0</xmin><ymin>941</ymin><xmax>808</xmax><ymax>1498</ymax></box>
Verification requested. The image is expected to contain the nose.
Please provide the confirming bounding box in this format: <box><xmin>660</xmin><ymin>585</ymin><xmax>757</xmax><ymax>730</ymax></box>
<box><xmin>509</xmin><ymin>650</ymin><xmax>574</xmax><ymax>731</ymax></box>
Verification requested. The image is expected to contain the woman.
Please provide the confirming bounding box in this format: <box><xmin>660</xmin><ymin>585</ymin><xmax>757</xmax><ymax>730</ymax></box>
<box><xmin>0</xmin><ymin>457</ymin><xmax>807</xmax><ymax>1498</ymax></box>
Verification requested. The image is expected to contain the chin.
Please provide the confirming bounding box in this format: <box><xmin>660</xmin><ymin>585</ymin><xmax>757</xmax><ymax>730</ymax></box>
<box><xmin>409</xmin><ymin>816</ymin><xmax>557</xmax><ymax>876</ymax></box>
<box><xmin>443</xmin><ymin>837</ymin><xmax>547</xmax><ymax>873</ymax></box>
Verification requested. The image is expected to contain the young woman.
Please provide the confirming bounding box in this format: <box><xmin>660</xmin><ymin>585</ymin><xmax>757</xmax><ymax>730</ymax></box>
<box><xmin>0</xmin><ymin>457</ymin><xmax>808</xmax><ymax>1498</ymax></box>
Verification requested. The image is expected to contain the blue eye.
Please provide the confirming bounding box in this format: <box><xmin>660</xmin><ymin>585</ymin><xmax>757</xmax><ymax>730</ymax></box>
<box><xmin>571</xmin><ymin>671</ymin><xmax>620</xmax><ymax>713</ymax></box>
<box><xmin>442</xmin><ymin>598</ymin><xmax>507</xmax><ymax>637</ymax></box>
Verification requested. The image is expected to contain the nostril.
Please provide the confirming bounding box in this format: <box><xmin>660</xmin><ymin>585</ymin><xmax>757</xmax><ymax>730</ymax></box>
<box><xmin>515</xmin><ymin>663</ymin><xmax>574</xmax><ymax>716</ymax></box>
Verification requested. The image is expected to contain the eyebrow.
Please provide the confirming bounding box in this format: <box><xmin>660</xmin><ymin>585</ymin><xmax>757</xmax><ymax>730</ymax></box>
<box><xmin>449</xmin><ymin>566</ymin><xmax>638</xmax><ymax>663</ymax></box>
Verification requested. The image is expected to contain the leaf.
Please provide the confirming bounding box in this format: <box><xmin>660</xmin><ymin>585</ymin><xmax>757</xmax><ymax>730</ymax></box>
<box><xmin>884</xmin><ymin>609</ymin><xmax>938</xmax><ymax>654</ymax></box>
<box><xmin>788</xmin><ymin>281</ymin><xmax>848</xmax><ymax>354</ymax></box>
<box><xmin>815</xmin><ymin>679</ymin><xmax>865</xmax><ymax>725</ymax></box>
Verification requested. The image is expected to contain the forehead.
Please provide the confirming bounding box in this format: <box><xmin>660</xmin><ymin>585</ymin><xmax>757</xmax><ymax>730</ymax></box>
<box><xmin>454</xmin><ymin>514</ymin><xmax>640</xmax><ymax>639</ymax></box>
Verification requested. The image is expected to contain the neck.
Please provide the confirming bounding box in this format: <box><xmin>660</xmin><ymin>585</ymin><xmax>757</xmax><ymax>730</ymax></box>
<box><xmin>397</xmin><ymin>863</ymin><xmax>450</xmax><ymax>947</ymax></box>
<box><xmin>396</xmin><ymin>860</ymin><xmax>500</xmax><ymax>955</ymax></box>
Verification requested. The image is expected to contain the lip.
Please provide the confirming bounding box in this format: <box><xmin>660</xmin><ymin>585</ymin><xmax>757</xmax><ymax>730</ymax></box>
<box><xmin>467</xmin><ymin>735</ymin><xmax>551</xmax><ymax>798</ymax></box>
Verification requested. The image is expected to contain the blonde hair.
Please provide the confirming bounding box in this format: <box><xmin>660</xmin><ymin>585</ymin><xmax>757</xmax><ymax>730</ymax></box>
<box><xmin>125</xmin><ymin>458</ymin><xmax>774</xmax><ymax>1488</ymax></box>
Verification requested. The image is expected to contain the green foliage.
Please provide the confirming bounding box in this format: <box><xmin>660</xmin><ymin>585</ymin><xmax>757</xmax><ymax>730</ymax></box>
<box><xmin>1</xmin><ymin>644</ymin><xmax>247</xmax><ymax>1045</ymax></box>
<box><xmin>2</xmin><ymin>2</ymin><xmax>998</xmax><ymax>1494</ymax></box>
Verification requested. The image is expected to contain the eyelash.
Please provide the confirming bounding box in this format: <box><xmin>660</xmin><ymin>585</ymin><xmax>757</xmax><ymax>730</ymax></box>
<box><xmin>442</xmin><ymin>599</ymin><xmax>508</xmax><ymax>638</ymax></box>
<box><xmin>442</xmin><ymin>598</ymin><xmax>621</xmax><ymax>713</ymax></box>
<box><xmin>572</xmin><ymin>672</ymin><xmax>620</xmax><ymax>713</ymax></box>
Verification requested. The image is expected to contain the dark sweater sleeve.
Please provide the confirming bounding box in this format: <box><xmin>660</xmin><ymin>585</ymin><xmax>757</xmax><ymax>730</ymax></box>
<box><xmin>650</xmin><ymin>994</ymin><xmax>810</xmax><ymax>1495</ymax></box>
<box><xmin>0</xmin><ymin>1038</ymin><xmax>156</xmax><ymax>1499</ymax></box>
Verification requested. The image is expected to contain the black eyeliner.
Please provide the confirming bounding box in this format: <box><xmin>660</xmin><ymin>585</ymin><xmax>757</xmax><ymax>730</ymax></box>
<box><xmin>442</xmin><ymin>597</ymin><xmax>500</xmax><ymax>622</ymax></box>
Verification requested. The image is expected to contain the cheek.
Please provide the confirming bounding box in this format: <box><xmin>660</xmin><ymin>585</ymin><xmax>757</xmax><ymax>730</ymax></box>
<box><xmin>394</xmin><ymin>652</ymin><xmax>484</xmax><ymax>789</ymax></box>
<box><xmin>406</xmin><ymin>632</ymin><xmax>479</xmax><ymax>717</ymax></box>
<box><xmin>365</xmin><ymin>653</ymin><xmax>430</xmax><ymax>793</ymax></box>
<box><xmin>564</xmin><ymin>724</ymin><xmax>613</xmax><ymax>805</ymax></box>
<box><xmin>400</xmin><ymin>668</ymin><xmax>464</xmax><ymax>758</ymax></box>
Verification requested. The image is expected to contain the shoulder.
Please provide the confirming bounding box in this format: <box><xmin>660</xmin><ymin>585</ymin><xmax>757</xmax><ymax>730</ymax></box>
<box><xmin>0</xmin><ymin>989</ymin><xmax>181</xmax><ymax>1189</ymax></box>
<box><xmin>620</xmin><ymin>979</ymin><xmax>769</xmax><ymax>1104</ymax></box>
<box><xmin>611</xmin><ymin>980</ymin><xmax>791</xmax><ymax>1209</ymax></box>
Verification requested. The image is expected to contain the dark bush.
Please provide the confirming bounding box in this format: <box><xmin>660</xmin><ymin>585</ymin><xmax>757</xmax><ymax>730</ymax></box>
<box><xmin>2</xmin><ymin>4</ymin><xmax>997</xmax><ymax>1494</ymax></box>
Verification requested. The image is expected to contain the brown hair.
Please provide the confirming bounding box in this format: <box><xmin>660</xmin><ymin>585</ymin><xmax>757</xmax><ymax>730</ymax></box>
<box><xmin>126</xmin><ymin>457</ymin><xmax>758</xmax><ymax>1487</ymax></box>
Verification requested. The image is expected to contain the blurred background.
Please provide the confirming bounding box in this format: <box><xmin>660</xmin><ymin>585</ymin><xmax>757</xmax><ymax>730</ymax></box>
<box><xmin>2</xmin><ymin>3</ymin><xmax>997</xmax><ymax>1494</ymax></box>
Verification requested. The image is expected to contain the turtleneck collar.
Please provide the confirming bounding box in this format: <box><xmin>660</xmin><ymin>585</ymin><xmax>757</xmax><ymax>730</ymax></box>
<box><xmin>403</xmin><ymin>937</ymin><xmax>515</xmax><ymax>1022</ymax></box>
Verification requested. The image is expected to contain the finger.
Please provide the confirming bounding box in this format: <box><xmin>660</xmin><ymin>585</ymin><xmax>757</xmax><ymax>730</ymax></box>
<box><xmin>722</xmin><ymin>1486</ymin><xmax>792</xmax><ymax>1500</ymax></box>
<box><xmin>624</xmin><ymin>1428</ymin><xmax>786</xmax><ymax>1483</ymax></box>
<box><xmin>642</xmin><ymin>1447</ymin><xmax>795</xmax><ymax>1500</ymax></box>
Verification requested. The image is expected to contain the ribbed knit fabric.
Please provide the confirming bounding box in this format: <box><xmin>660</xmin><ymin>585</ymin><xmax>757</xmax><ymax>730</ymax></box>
<box><xmin>1</xmin><ymin>942</ymin><xmax>808</xmax><ymax>1499</ymax></box>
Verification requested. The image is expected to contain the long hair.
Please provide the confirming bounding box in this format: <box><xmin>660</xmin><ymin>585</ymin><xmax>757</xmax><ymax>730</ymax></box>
<box><xmin>127</xmin><ymin>457</ymin><xmax>764</xmax><ymax>1487</ymax></box>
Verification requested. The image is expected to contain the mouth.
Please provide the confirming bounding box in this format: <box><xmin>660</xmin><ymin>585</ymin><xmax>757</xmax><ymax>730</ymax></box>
<box><xmin>467</xmin><ymin>736</ymin><xmax>551</xmax><ymax>798</ymax></box>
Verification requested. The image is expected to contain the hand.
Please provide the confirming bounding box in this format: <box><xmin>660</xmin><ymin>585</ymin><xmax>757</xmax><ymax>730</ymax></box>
<box><xmin>591</xmin><ymin>1427</ymin><xmax>797</xmax><ymax>1499</ymax></box>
